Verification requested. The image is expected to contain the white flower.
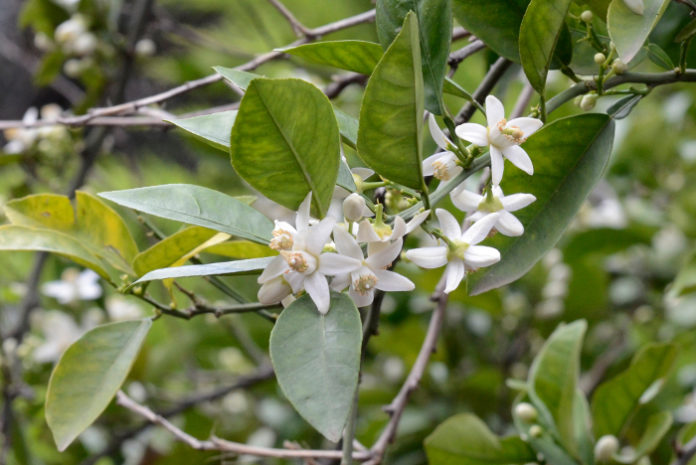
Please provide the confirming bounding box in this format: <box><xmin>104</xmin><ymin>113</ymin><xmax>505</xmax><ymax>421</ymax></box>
<box><xmin>32</xmin><ymin>310</ymin><xmax>84</xmax><ymax>363</ymax></box>
<box><xmin>455</xmin><ymin>95</ymin><xmax>543</xmax><ymax>185</ymax></box>
<box><xmin>106</xmin><ymin>295</ymin><xmax>143</xmax><ymax>321</ymax></box>
<box><xmin>55</xmin><ymin>15</ymin><xmax>87</xmax><ymax>45</ymax></box>
<box><xmin>450</xmin><ymin>184</ymin><xmax>536</xmax><ymax>237</ymax></box>
<box><xmin>623</xmin><ymin>0</ymin><xmax>644</xmax><ymax>15</ymax></box>
<box><xmin>41</xmin><ymin>268</ymin><xmax>102</xmax><ymax>304</ymax></box>
<box><xmin>357</xmin><ymin>209</ymin><xmax>430</xmax><ymax>253</ymax></box>
<box><xmin>422</xmin><ymin>115</ymin><xmax>462</xmax><ymax>181</ymax></box>
<box><xmin>4</xmin><ymin>108</ymin><xmax>39</xmax><ymax>154</ymax></box>
<box><xmin>329</xmin><ymin>227</ymin><xmax>414</xmax><ymax>307</ymax></box>
<box><xmin>405</xmin><ymin>210</ymin><xmax>500</xmax><ymax>294</ymax></box>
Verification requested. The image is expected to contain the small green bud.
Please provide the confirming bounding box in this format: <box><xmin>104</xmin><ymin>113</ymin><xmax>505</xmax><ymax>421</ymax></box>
<box><xmin>580</xmin><ymin>10</ymin><xmax>593</xmax><ymax>23</ymax></box>
<box><xmin>529</xmin><ymin>425</ymin><xmax>543</xmax><ymax>438</ymax></box>
<box><xmin>594</xmin><ymin>435</ymin><xmax>619</xmax><ymax>463</ymax></box>
<box><xmin>580</xmin><ymin>93</ymin><xmax>598</xmax><ymax>111</ymax></box>
<box><xmin>594</xmin><ymin>52</ymin><xmax>606</xmax><ymax>65</ymax></box>
<box><xmin>612</xmin><ymin>59</ymin><xmax>627</xmax><ymax>74</ymax></box>
<box><xmin>514</xmin><ymin>402</ymin><xmax>538</xmax><ymax>422</ymax></box>
<box><xmin>132</xmin><ymin>285</ymin><xmax>143</xmax><ymax>296</ymax></box>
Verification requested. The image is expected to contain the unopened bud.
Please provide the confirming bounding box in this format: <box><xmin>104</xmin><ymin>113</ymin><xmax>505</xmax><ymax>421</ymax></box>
<box><xmin>258</xmin><ymin>277</ymin><xmax>291</xmax><ymax>305</ymax></box>
<box><xmin>574</xmin><ymin>95</ymin><xmax>584</xmax><ymax>107</ymax></box>
<box><xmin>135</xmin><ymin>38</ymin><xmax>156</xmax><ymax>57</ymax></box>
<box><xmin>514</xmin><ymin>402</ymin><xmax>538</xmax><ymax>423</ymax></box>
<box><xmin>580</xmin><ymin>93</ymin><xmax>598</xmax><ymax>111</ymax></box>
<box><xmin>612</xmin><ymin>59</ymin><xmax>627</xmax><ymax>74</ymax></box>
<box><xmin>580</xmin><ymin>10</ymin><xmax>594</xmax><ymax>23</ymax></box>
<box><xmin>72</xmin><ymin>33</ymin><xmax>97</xmax><ymax>56</ymax></box>
<box><xmin>594</xmin><ymin>435</ymin><xmax>619</xmax><ymax>463</ymax></box>
<box><xmin>529</xmin><ymin>425</ymin><xmax>543</xmax><ymax>438</ymax></box>
<box><xmin>594</xmin><ymin>52</ymin><xmax>606</xmax><ymax>65</ymax></box>
<box><xmin>343</xmin><ymin>193</ymin><xmax>369</xmax><ymax>222</ymax></box>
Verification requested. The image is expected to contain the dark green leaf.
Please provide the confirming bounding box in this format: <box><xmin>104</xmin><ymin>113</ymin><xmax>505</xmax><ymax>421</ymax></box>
<box><xmin>46</xmin><ymin>319</ymin><xmax>151</xmax><ymax>451</ymax></box>
<box><xmin>376</xmin><ymin>0</ymin><xmax>451</xmax><ymax>113</ymax></box>
<box><xmin>280</xmin><ymin>40</ymin><xmax>383</xmax><ymax>75</ymax></box>
<box><xmin>607</xmin><ymin>94</ymin><xmax>644</xmax><ymax>119</ymax></box>
<box><xmin>615</xmin><ymin>411</ymin><xmax>672</xmax><ymax>463</ymax></box>
<box><xmin>608</xmin><ymin>0</ymin><xmax>671</xmax><ymax>63</ymax></box>
<box><xmin>470</xmin><ymin>114</ymin><xmax>615</xmax><ymax>295</ymax></box>
<box><xmin>134</xmin><ymin>257</ymin><xmax>274</xmax><ymax>283</ymax></box>
<box><xmin>676</xmin><ymin>18</ymin><xmax>696</xmax><ymax>42</ymax></box>
<box><xmin>647</xmin><ymin>42</ymin><xmax>676</xmax><ymax>69</ymax></box>
<box><xmin>167</xmin><ymin>110</ymin><xmax>237</xmax><ymax>152</ymax></box>
<box><xmin>99</xmin><ymin>184</ymin><xmax>273</xmax><ymax>244</ymax></box>
<box><xmin>563</xmin><ymin>227</ymin><xmax>653</xmax><ymax>262</ymax></box>
<box><xmin>358</xmin><ymin>12</ymin><xmax>425</xmax><ymax>189</ymax></box>
<box><xmin>269</xmin><ymin>293</ymin><xmax>362</xmax><ymax>442</ymax></box>
<box><xmin>230</xmin><ymin>78</ymin><xmax>340</xmax><ymax>216</ymax></box>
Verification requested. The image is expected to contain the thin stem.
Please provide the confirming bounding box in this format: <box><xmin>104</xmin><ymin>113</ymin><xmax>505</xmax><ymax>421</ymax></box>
<box><xmin>454</xmin><ymin>57</ymin><xmax>513</xmax><ymax>124</ymax></box>
<box><xmin>681</xmin><ymin>38</ymin><xmax>692</xmax><ymax>73</ymax></box>
<box><xmin>267</xmin><ymin>0</ymin><xmax>312</xmax><ymax>37</ymax></box>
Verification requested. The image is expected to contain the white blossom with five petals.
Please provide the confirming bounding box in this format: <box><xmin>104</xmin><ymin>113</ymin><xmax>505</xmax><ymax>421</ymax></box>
<box><xmin>455</xmin><ymin>95</ymin><xmax>543</xmax><ymax>185</ymax></box>
<box><xmin>405</xmin><ymin>210</ymin><xmax>500</xmax><ymax>294</ymax></box>
<box><xmin>357</xmin><ymin>210</ymin><xmax>430</xmax><ymax>254</ymax></box>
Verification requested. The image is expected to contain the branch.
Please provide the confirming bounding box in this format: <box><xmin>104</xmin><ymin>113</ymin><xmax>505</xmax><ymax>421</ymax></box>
<box><xmin>448</xmin><ymin>39</ymin><xmax>485</xmax><ymax>70</ymax></box>
<box><xmin>454</xmin><ymin>57</ymin><xmax>513</xmax><ymax>124</ymax></box>
<box><xmin>267</xmin><ymin>0</ymin><xmax>313</xmax><ymax>37</ymax></box>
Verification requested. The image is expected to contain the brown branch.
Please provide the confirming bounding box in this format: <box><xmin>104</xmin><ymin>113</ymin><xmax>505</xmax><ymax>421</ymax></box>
<box><xmin>455</xmin><ymin>57</ymin><xmax>513</xmax><ymax>125</ymax></box>
<box><xmin>448</xmin><ymin>39</ymin><xmax>485</xmax><ymax>70</ymax></box>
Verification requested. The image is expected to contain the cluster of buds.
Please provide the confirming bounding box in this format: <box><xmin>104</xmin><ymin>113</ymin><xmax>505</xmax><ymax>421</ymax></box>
<box><xmin>3</xmin><ymin>105</ymin><xmax>69</xmax><ymax>156</ymax></box>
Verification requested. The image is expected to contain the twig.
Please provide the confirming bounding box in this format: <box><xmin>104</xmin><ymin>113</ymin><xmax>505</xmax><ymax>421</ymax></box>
<box><xmin>674</xmin><ymin>0</ymin><xmax>696</xmax><ymax>14</ymax></box>
<box><xmin>454</xmin><ymin>57</ymin><xmax>513</xmax><ymax>124</ymax></box>
<box><xmin>511</xmin><ymin>81</ymin><xmax>535</xmax><ymax>118</ymax></box>
<box><xmin>267</xmin><ymin>0</ymin><xmax>313</xmax><ymax>37</ymax></box>
<box><xmin>448</xmin><ymin>40</ymin><xmax>485</xmax><ymax>70</ymax></box>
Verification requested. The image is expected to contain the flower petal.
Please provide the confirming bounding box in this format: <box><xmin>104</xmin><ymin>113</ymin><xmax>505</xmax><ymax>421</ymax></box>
<box><xmin>357</xmin><ymin>219</ymin><xmax>381</xmax><ymax>242</ymax></box>
<box><xmin>258</xmin><ymin>256</ymin><xmax>288</xmax><ymax>283</ymax></box>
<box><xmin>285</xmin><ymin>270</ymin><xmax>305</xmax><ymax>293</ymax></box>
<box><xmin>436</xmin><ymin>208</ymin><xmax>462</xmax><ymax>239</ymax></box>
<box><xmin>462</xmin><ymin>213</ymin><xmax>499</xmax><ymax>244</ymax></box>
<box><xmin>296</xmin><ymin>192</ymin><xmax>313</xmax><ymax>232</ymax></box>
<box><xmin>463</xmin><ymin>245</ymin><xmax>500</xmax><ymax>268</ymax></box>
<box><xmin>405</xmin><ymin>246</ymin><xmax>448</xmax><ymax>269</ymax></box>
<box><xmin>450</xmin><ymin>187</ymin><xmax>483</xmax><ymax>212</ymax></box>
<box><xmin>258</xmin><ymin>277</ymin><xmax>291</xmax><ymax>304</ymax></box>
<box><xmin>422</xmin><ymin>152</ymin><xmax>441</xmax><ymax>176</ymax></box>
<box><xmin>304</xmin><ymin>217</ymin><xmax>336</xmax><ymax>256</ymax></box>
<box><xmin>455</xmin><ymin>123</ymin><xmax>488</xmax><ymax>146</ymax></box>
<box><xmin>319</xmin><ymin>252</ymin><xmax>361</xmax><ymax>275</ymax></box>
<box><xmin>428</xmin><ymin>114</ymin><xmax>453</xmax><ymax>149</ymax></box>
<box><xmin>330</xmin><ymin>273</ymin><xmax>350</xmax><ymax>291</ymax></box>
<box><xmin>496</xmin><ymin>210</ymin><xmax>524</xmax><ymax>236</ymax></box>
<box><xmin>406</xmin><ymin>210</ymin><xmax>430</xmax><ymax>233</ymax></box>
<box><xmin>490</xmin><ymin>145</ymin><xmax>505</xmax><ymax>185</ymax></box>
<box><xmin>374</xmin><ymin>269</ymin><xmax>415</xmax><ymax>292</ymax></box>
<box><xmin>507</xmin><ymin>117</ymin><xmax>543</xmax><ymax>138</ymax></box>
<box><xmin>501</xmin><ymin>193</ymin><xmax>536</xmax><ymax>212</ymax></box>
<box><xmin>366</xmin><ymin>238</ymin><xmax>402</xmax><ymax>269</ymax></box>
<box><xmin>502</xmin><ymin>145</ymin><xmax>534</xmax><ymax>176</ymax></box>
<box><xmin>391</xmin><ymin>215</ymin><xmax>407</xmax><ymax>240</ymax></box>
<box><xmin>332</xmin><ymin>226</ymin><xmax>363</xmax><ymax>260</ymax></box>
<box><xmin>304</xmin><ymin>272</ymin><xmax>331</xmax><ymax>314</ymax></box>
<box><xmin>485</xmin><ymin>95</ymin><xmax>505</xmax><ymax>128</ymax></box>
<box><xmin>349</xmin><ymin>288</ymin><xmax>374</xmax><ymax>308</ymax></box>
<box><xmin>351</xmin><ymin>167</ymin><xmax>374</xmax><ymax>181</ymax></box>
<box><xmin>444</xmin><ymin>260</ymin><xmax>465</xmax><ymax>294</ymax></box>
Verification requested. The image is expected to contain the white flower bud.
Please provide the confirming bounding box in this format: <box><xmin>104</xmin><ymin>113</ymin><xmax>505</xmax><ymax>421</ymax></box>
<box><xmin>580</xmin><ymin>93</ymin><xmax>598</xmax><ymax>111</ymax></box>
<box><xmin>612</xmin><ymin>59</ymin><xmax>627</xmax><ymax>75</ymax></box>
<box><xmin>594</xmin><ymin>52</ymin><xmax>606</xmax><ymax>65</ymax></box>
<box><xmin>257</xmin><ymin>277</ymin><xmax>291</xmax><ymax>304</ymax></box>
<box><xmin>55</xmin><ymin>15</ymin><xmax>87</xmax><ymax>44</ymax></box>
<box><xmin>514</xmin><ymin>402</ymin><xmax>538</xmax><ymax>422</ymax></box>
<box><xmin>594</xmin><ymin>435</ymin><xmax>619</xmax><ymax>463</ymax></box>
<box><xmin>72</xmin><ymin>33</ymin><xmax>97</xmax><ymax>56</ymax></box>
<box><xmin>623</xmin><ymin>0</ymin><xmax>645</xmax><ymax>15</ymax></box>
<box><xmin>135</xmin><ymin>38</ymin><xmax>156</xmax><ymax>57</ymax></box>
<box><xmin>343</xmin><ymin>193</ymin><xmax>369</xmax><ymax>222</ymax></box>
<box><xmin>529</xmin><ymin>425</ymin><xmax>543</xmax><ymax>438</ymax></box>
<box><xmin>580</xmin><ymin>10</ymin><xmax>594</xmax><ymax>23</ymax></box>
<box><xmin>34</xmin><ymin>32</ymin><xmax>53</xmax><ymax>51</ymax></box>
<box><xmin>64</xmin><ymin>58</ymin><xmax>87</xmax><ymax>77</ymax></box>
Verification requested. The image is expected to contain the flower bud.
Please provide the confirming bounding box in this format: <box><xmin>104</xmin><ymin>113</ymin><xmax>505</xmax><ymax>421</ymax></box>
<box><xmin>34</xmin><ymin>32</ymin><xmax>53</xmax><ymax>51</ymax></box>
<box><xmin>580</xmin><ymin>10</ymin><xmax>594</xmax><ymax>23</ymax></box>
<box><xmin>343</xmin><ymin>193</ymin><xmax>369</xmax><ymax>222</ymax></box>
<box><xmin>258</xmin><ymin>277</ymin><xmax>292</xmax><ymax>304</ymax></box>
<box><xmin>529</xmin><ymin>425</ymin><xmax>543</xmax><ymax>438</ymax></box>
<box><xmin>580</xmin><ymin>93</ymin><xmax>598</xmax><ymax>111</ymax></box>
<box><xmin>55</xmin><ymin>15</ymin><xmax>87</xmax><ymax>44</ymax></box>
<box><xmin>594</xmin><ymin>52</ymin><xmax>606</xmax><ymax>65</ymax></box>
<box><xmin>72</xmin><ymin>33</ymin><xmax>97</xmax><ymax>56</ymax></box>
<box><xmin>135</xmin><ymin>38</ymin><xmax>156</xmax><ymax>57</ymax></box>
<box><xmin>623</xmin><ymin>0</ymin><xmax>645</xmax><ymax>15</ymax></box>
<box><xmin>514</xmin><ymin>402</ymin><xmax>538</xmax><ymax>422</ymax></box>
<box><xmin>64</xmin><ymin>58</ymin><xmax>86</xmax><ymax>77</ymax></box>
<box><xmin>594</xmin><ymin>435</ymin><xmax>619</xmax><ymax>463</ymax></box>
<box><xmin>612</xmin><ymin>59</ymin><xmax>627</xmax><ymax>74</ymax></box>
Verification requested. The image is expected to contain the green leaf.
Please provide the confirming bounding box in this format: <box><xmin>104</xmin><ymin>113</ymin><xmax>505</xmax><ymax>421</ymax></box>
<box><xmin>269</xmin><ymin>292</ymin><xmax>362</xmax><ymax>442</ymax></box>
<box><xmin>280</xmin><ymin>40</ymin><xmax>383</xmax><ymax>75</ymax></box>
<box><xmin>591</xmin><ymin>343</ymin><xmax>677</xmax><ymax>438</ymax></box>
<box><xmin>519</xmin><ymin>0</ymin><xmax>574</xmax><ymax>93</ymax></box>
<box><xmin>675</xmin><ymin>17</ymin><xmax>696</xmax><ymax>42</ymax></box>
<box><xmin>133</xmin><ymin>226</ymin><xmax>222</xmax><ymax>276</ymax></box>
<box><xmin>528</xmin><ymin>321</ymin><xmax>587</xmax><ymax>455</ymax></box>
<box><xmin>607</xmin><ymin>94</ymin><xmax>644</xmax><ymax>119</ymax></box>
<box><xmin>615</xmin><ymin>411</ymin><xmax>672</xmax><ymax>463</ymax></box>
<box><xmin>358</xmin><ymin>11</ymin><xmax>425</xmax><ymax>189</ymax></box>
<box><xmin>668</xmin><ymin>249</ymin><xmax>696</xmax><ymax>298</ymax></box>
<box><xmin>563</xmin><ymin>227</ymin><xmax>653</xmax><ymax>262</ymax></box>
<box><xmin>608</xmin><ymin>0</ymin><xmax>671</xmax><ymax>63</ymax></box>
<box><xmin>204</xmin><ymin>240</ymin><xmax>276</xmax><ymax>259</ymax></box>
<box><xmin>646</xmin><ymin>42</ymin><xmax>675</xmax><ymax>69</ymax></box>
<box><xmin>585</xmin><ymin>0</ymin><xmax>611</xmax><ymax>19</ymax></box>
<box><xmin>425</xmin><ymin>413</ymin><xmax>536</xmax><ymax>464</ymax></box>
<box><xmin>134</xmin><ymin>257</ymin><xmax>274</xmax><ymax>284</ymax></box>
<box><xmin>230</xmin><ymin>78</ymin><xmax>340</xmax><ymax>216</ymax></box>
<box><xmin>337</xmin><ymin>159</ymin><xmax>357</xmax><ymax>192</ymax></box>
<box><xmin>213</xmin><ymin>67</ymin><xmax>259</xmax><ymax>91</ymax></box>
<box><xmin>376</xmin><ymin>0</ymin><xmax>451</xmax><ymax>114</ymax></box>
<box><xmin>99</xmin><ymin>184</ymin><xmax>273</xmax><ymax>244</ymax></box>
<box><xmin>572</xmin><ymin>390</ymin><xmax>595</xmax><ymax>465</ymax></box>
<box><xmin>167</xmin><ymin>110</ymin><xmax>237</xmax><ymax>152</ymax></box>
<box><xmin>452</xmin><ymin>0</ymin><xmax>530</xmax><ymax>61</ymax></box>
<box><xmin>46</xmin><ymin>319</ymin><xmax>151</xmax><ymax>451</ymax></box>
<box><xmin>469</xmin><ymin>114</ymin><xmax>615</xmax><ymax>295</ymax></box>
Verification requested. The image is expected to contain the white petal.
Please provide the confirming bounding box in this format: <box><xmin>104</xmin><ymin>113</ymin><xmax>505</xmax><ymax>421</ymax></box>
<box><xmin>330</xmin><ymin>273</ymin><xmax>350</xmax><ymax>292</ymax></box>
<box><xmin>305</xmin><ymin>272</ymin><xmax>331</xmax><ymax>314</ymax></box>
<box><xmin>436</xmin><ymin>208</ymin><xmax>462</xmax><ymax>239</ymax></box>
<box><xmin>428</xmin><ymin>114</ymin><xmax>452</xmax><ymax>149</ymax></box>
<box><xmin>332</xmin><ymin>226</ymin><xmax>363</xmax><ymax>260</ymax></box>
<box><xmin>366</xmin><ymin>238</ymin><xmax>402</xmax><ymax>269</ymax></box>
<box><xmin>305</xmin><ymin>217</ymin><xmax>335</xmax><ymax>256</ymax></box>
<box><xmin>391</xmin><ymin>215</ymin><xmax>407</xmax><ymax>240</ymax></box>
<box><xmin>501</xmin><ymin>193</ymin><xmax>536</xmax><ymax>212</ymax></box>
<box><xmin>450</xmin><ymin>188</ymin><xmax>483</xmax><ymax>213</ymax></box>
<box><xmin>351</xmin><ymin>167</ymin><xmax>374</xmax><ymax>181</ymax></box>
<box><xmin>496</xmin><ymin>211</ymin><xmax>524</xmax><ymax>236</ymax></box>
<box><xmin>285</xmin><ymin>270</ymin><xmax>305</xmax><ymax>293</ymax></box>
<box><xmin>464</xmin><ymin>245</ymin><xmax>501</xmax><ymax>268</ymax></box>
<box><xmin>357</xmin><ymin>219</ymin><xmax>381</xmax><ymax>242</ymax></box>
<box><xmin>455</xmin><ymin>123</ymin><xmax>488</xmax><ymax>146</ymax></box>
<box><xmin>41</xmin><ymin>282</ymin><xmax>74</xmax><ymax>304</ymax></box>
<box><xmin>485</xmin><ymin>95</ymin><xmax>506</xmax><ymax>128</ymax></box>
<box><xmin>405</xmin><ymin>246</ymin><xmax>448</xmax><ymax>269</ymax></box>
<box><xmin>349</xmin><ymin>288</ymin><xmax>374</xmax><ymax>308</ymax></box>
<box><xmin>462</xmin><ymin>213</ymin><xmax>499</xmax><ymax>244</ymax></box>
<box><xmin>406</xmin><ymin>210</ymin><xmax>430</xmax><ymax>234</ymax></box>
<box><xmin>296</xmin><ymin>192</ymin><xmax>313</xmax><ymax>231</ymax></box>
<box><xmin>444</xmin><ymin>260</ymin><xmax>465</xmax><ymax>294</ymax></box>
<box><xmin>258</xmin><ymin>277</ymin><xmax>292</xmax><ymax>304</ymax></box>
<box><xmin>319</xmin><ymin>252</ymin><xmax>361</xmax><ymax>275</ymax></box>
<box><xmin>502</xmin><ymin>145</ymin><xmax>534</xmax><ymax>176</ymax></box>
<box><xmin>489</xmin><ymin>145</ymin><xmax>505</xmax><ymax>185</ymax></box>
<box><xmin>374</xmin><ymin>269</ymin><xmax>414</xmax><ymax>292</ymax></box>
<box><xmin>623</xmin><ymin>0</ymin><xmax>645</xmax><ymax>15</ymax></box>
<box><xmin>258</xmin><ymin>256</ymin><xmax>288</xmax><ymax>283</ymax></box>
<box><xmin>422</xmin><ymin>153</ymin><xmax>441</xmax><ymax>176</ymax></box>
<box><xmin>507</xmin><ymin>117</ymin><xmax>543</xmax><ymax>138</ymax></box>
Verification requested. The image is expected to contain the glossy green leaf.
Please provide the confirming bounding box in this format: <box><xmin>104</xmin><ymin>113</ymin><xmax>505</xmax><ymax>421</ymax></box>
<box><xmin>204</xmin><ymin>240</ymin><xmax>276</xmax><ymax>259</ymax></box>
<box><xmin>134</xmin><ymin>256</ymin><xmax>274</xmax><ymax>284</ymax></box>
<box><xmin>647</xmin><ymin>42</ymin><xmax>675</xmax><ymax>69</ymax></box>
<box><xmin>168</xmin><ymin>110</ymin><xmax>237</xmax><ymax>152</ymax></box>
<box><xmin>99</xmin><ymin>184</ymin><xmax>273</xmax><ymax>244</ymax></box>
<box><xmin>591</xmin><ymin>343</ymin><xmax>677</xmax><ymax>437</ymax></box>
<box><xmin>519</xmin><ymin>0</ymin><xmax>573</xmax><ymax>93</ymax></box>
<box><xmin>133</xmin><ymin>226</ymin><xmax>221</xmax><ymax>276</ymax></box>
<box><xmin>452</xmin><ymin>0</ymin><xmax>530</xmax><ymax>61</ymax></box>
<box><xmin>585</xmin><ymin>0</ymin><xmax>611</xmax><ymax>19</ymax></box>
<box><xmin>230</xmin><ymin>78</ymin><xmax>340</xmax><ymax>216</ymax></box>
<box><xmin>528</xmin><ymin>320</ymin><xmax>586</xmax><ymax>455</ymax></box>
<box><xmin>615</xmin><ymin>411</ymin><xmax>672</xmax><ymax>463</ymax></box>
<box><xmin>46</xmin><ymin>319</ymin><xmax>151</xmax><ymax>451</ymax></box>
<box><xmin>608</xmin><ymin>0</ymin><xmax>671</xmax><ymax>63</ymax></box>
<box><xmin>425</xmin><ymin>413</ymin><xmax>536</xmax><ymax>464</ymax></box>
<box><xmin>572</xmin><ymin>390</ymin><xmax>595</xmax><ymax>465</ymax></box>
<box><xmin>337</xmin><ymin>159</ymin><xmax>357</xmax><ymax>192</ymax></box>
<box><xmin>470</xmin><ymin>114</ymin><xmax>615</xmax><ymax>295</ymax></box>
<box><xmin>280</xmin><ymin>40</ymin><xmax>383</xmax><ymax>75</ymax></box>
<box><xmin>607</xmin><ymin>94</ymin><xmax>644</xmax><ymax>119</ymax></box>
<box><xmin>358</xmin><ymin>12</ymin><xmax>425</xmax><ymax>189</ymax></box>
<box><xmin>213</xmin><ymin>66</ymin><xmax>259</xmax><ymax>91</ymax></box>
<box><xmin>376</xmin><ymin>0</ymin><xmax>451</xmax><ymax>114</ymax></box>
<box><xmin>269</xmin><ymin>292</ymin><xmax>361</xmax><ymax>442</ymax></box>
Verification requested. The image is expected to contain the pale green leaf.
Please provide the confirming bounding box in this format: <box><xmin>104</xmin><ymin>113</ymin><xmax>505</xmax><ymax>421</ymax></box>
<box><xmin>608</xmin><ymin>0</ymin><xmax>671</xmax><ymax>63</ymax></box>
<box><xmin>134</xmin><ymin>256</ymin><xmax>274</xmax><ymax>284</ymax></box>
<box><xmin>204</xmin><ymin>240</ymin><xmax>276</xmax><ymax>259</ymax></box>
<box><xmin>280</xmin><ymin>40</ymin><xmax>382</xmax><ymax>75</ymax></box>
<box><xmin>167</xmin><ymin>110</ymin><xmax>237</xmax><ymax>152</ymax></box>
